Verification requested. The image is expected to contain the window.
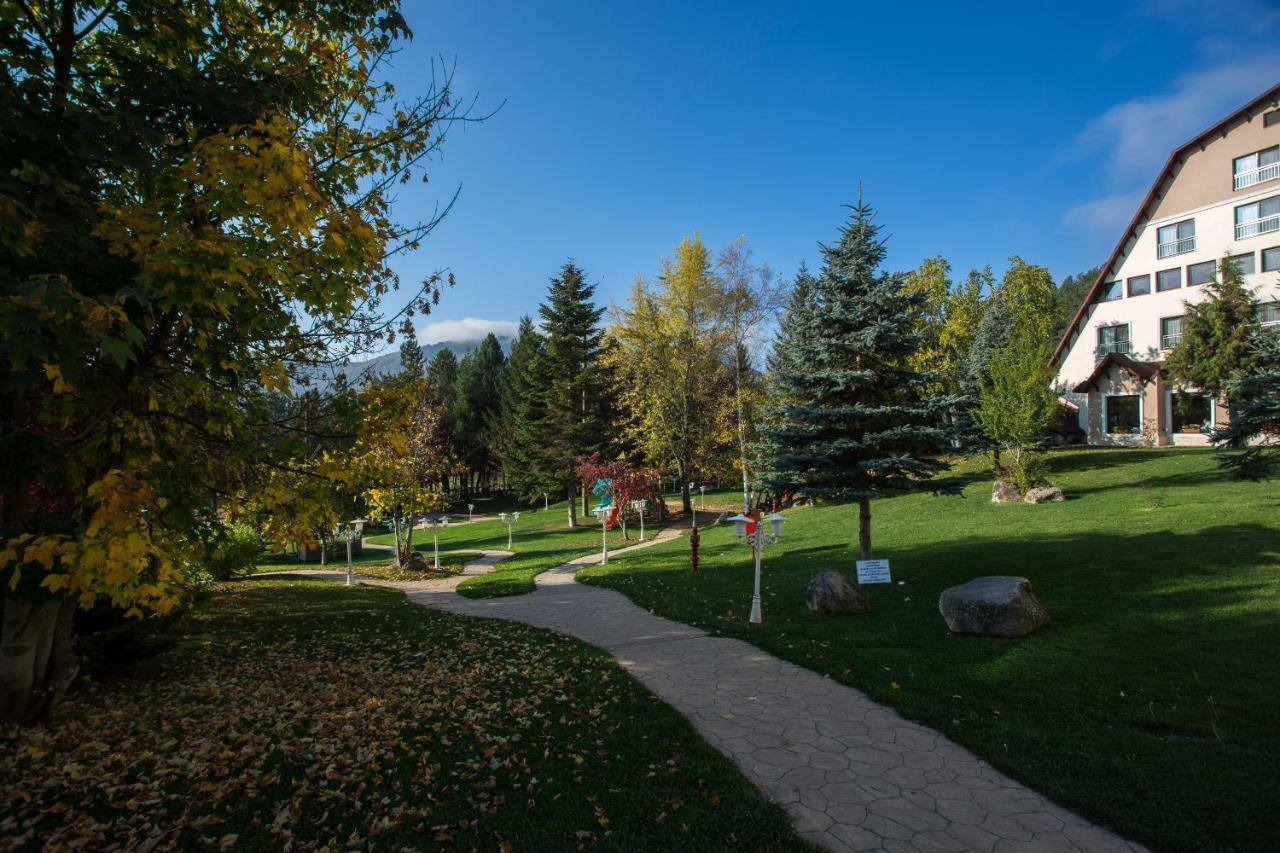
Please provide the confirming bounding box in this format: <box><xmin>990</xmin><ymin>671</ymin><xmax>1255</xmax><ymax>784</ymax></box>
<box><xmin>1160</xmin><ymin>316</ymin><xmax>1183</xmax><ymax>350</ymax></box>
<box><xmin>1157</xmin><ymin>268</ymin><xmax>1182</xmax><ymax>292</ymax></box>
<box><xmin>1233</xmin><ymin>145</ymin><xmax>1280</xmax><ymax>190</ymax></box>
<box><xmin>1097</xmin><ymin>280</ymin><xmax>1123</xmax><ymax>302</ymax></box>
<box><xmin>1235</xmin><ymin>195</ymin><xmax>1280</xmax><ymax>240</ymax></box>
<box><xmin>1105</xmin><ymin>395</ymin><xmax>1141</xmax><ymax>434</ymax></box>
<box><xmin>1127</xmin><ymin>274</ymin><xmax>1151</xmax><ymax>296</ymax></box>
<box><xmin>1264</xmin><ymin>246</ymin><xmax>1280</xmax><ymax>272</ymax></box>
<box><xmin>1226</xmin><ymin>252</ymin><xmax>1256</xmax><ymax>275</ymax></box>
<box><xmin>1097</xmin><ymin>324</ymin><xmax>1131</xmax><ymax>356</ymax></box>
<box><xmin>1260</xmin><ymin>302</ymin><xmax>1280</xmax><ymax>328</ymax></box>
<box><xmin>1187</xmin><ymin>260</ymin><xmax>1216</xmax><ymax>286</ymax></box>
<box><xmin>1170</xmin><ymin>393</ymin><xmax>1211</xmax><ymax>434</ymax></box>
<box><xmin>1268</xmin><ymin>109</ymin><xmax>1280</xmax><ymax>129</ymax></box>
<box><xmin>1156</xmin><ymin>219</ymin><xmax>1195</xmax><ymax>257</ymax></box>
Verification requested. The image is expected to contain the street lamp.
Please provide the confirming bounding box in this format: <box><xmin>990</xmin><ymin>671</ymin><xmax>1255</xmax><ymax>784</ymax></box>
<box><xmin>699</xmin><ymin>484</ymin><xmax>706</xmax><ymax>509</ymax></box>
<box><xmin>726</xmin><ymin>511</ymin><xmax>787</xmax><ymax>624</ymax></box>
<box><xmin>333</xmin><ymin>518</ymin><xmax>368</xmax><ymax>587</ymax></box>
<box><xmin>632</xmin><ymin>499</ymin><xmax>648</xmax><ymax>542</ymax></box>
<box><xmin>467</xmin><ymin>503</ymin><xmax>475</xmax><ymax>523</ymax></box>
<box><xmin>592</xmin><ymin>503</ymin><xmax>612</xmax><ymax>563</ymax></box>
<box><xmin>423</xmin><ymin>512</ymin><xmax>448</xmax><ymax>569</ymax></box>
<box><xmin>498</xmin><ymin>511</ymin><xmax>521</xmax><ymax>550</ymax></box>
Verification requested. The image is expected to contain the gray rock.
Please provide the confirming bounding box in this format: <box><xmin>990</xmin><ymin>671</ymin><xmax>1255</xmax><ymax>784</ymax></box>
<box><xmin>991</xmin><ymin>481</ymin><xmax>1021</xmax><ymax>504</ymax></box>
<box><xmin>938</xmin><ymin>576</ymin><xmax>1050</xmax><ymax>638</ymax></box>
<box><xmin>1023</xmin><ymin>486</ymin><xmax>1065</xmax><ymax>504</ymax></box>
<box><xmin>805</xmin><ymin>570</ymin><xmax>871</xmax><ymax>614</ymax></box>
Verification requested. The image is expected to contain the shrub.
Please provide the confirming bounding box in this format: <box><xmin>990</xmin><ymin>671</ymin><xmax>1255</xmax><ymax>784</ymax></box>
<box><xmin>206</xmin><ymin>523</ymin><xmax>264</xmax><ymax>581</ymax></box>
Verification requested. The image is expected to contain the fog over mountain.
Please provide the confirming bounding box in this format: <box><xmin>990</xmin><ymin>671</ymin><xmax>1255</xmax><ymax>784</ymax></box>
<box><xmin>304</xmin><ymin>335</ymin><xmax>514</xmax><ymax>389</ymax></box>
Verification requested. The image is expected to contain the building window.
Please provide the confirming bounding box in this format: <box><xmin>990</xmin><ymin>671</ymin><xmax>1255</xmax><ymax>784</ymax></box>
<box><xmin>1225</xmin><ymin>252</ymin><xmax>1256</xmax><ymax>275</ymax></box>
<box><xmin>1170</xmin><ymin>392</ymin><xmax>1212</xmax><ymax>434</ymax></box>
<box><xmin>1260</xmin><ymin>302</ymin><xmax>1280</xmax><ymax>329</ymax></box>
<box><xmin>1156</xmin><ymin>219</ymin><xmax>1195</xmax><ymax>257</ymax></box>
<box><xmin>1160</xmin><ymin>316</ymin><xmax>1183</xmax><ymax>350</ymax></box>
<box><xmin>1235</xmin><ymin>195</ymin><xmax>1280</xmax><ymax>240</ymax></box>
<box><xmin>1268</xmin><ymin>110</ymin><xmax>1280</xmax><ymax>129</ymax></box>
<box><xmin>1186</xmin><ymin>260</ymin><xmax>1215</xmax><ymax>286</ymax></box>
<box><xmin>1097</xmin><ymin>280</ymin><xmax>1123</xmax><ymax>302</ymax></box>
<box><xmin>1157</xmin><ymin>268</ymin><xmax>1182</xmax><ymax>292</ymax></box>
<box><xmin>1233</xmin><ymin>145</ymin><xmax>1280</xmax><ymax>190</ymax></box>
<box><xmin>1105</xmin><ymin>395</ymin><xmax>1141</xmax><ymax>434</ymax></box>
<box><xmin>1097</xmin><ymin>324</ymin><xmax>1131</xmax><ymax>356</ymax></box>
<box><xmin>1264</xmin><ymin>246</ymin><xmax>1280</xmax><ymax>272</ymax></box>
<box><xmin>1127</xmin><ymin>274</ymin><xmax>1151</xmax><ymax>296</ymax></box>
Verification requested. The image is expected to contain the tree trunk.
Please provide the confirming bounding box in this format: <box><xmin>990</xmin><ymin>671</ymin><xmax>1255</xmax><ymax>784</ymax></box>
<box><xmin>858</xmin><ymin>498</ymin><xmax>872</xmax><ymax>561</ymax></box>
<box><xmin>678</xmin><ymin>462</ymin><xmax>692</xmax><ymax>513</ymax></box>
<box><xmin>566</xmin><ymin>481</ymin><xmax>577</xmax><ymax>527</ymax></box>
<box><xmin>390</xmin><ymin>490</ymin><xmax>403</xmax><ymax>568</ymax></box>
<box><xmin>580</xmin><ymin>483</ymin><xmax>588</xmax><ymax>518</ymax></box>
<box><xmin>1</xmin><ymin>596</ymin><xmax>79</xmax><ymax>724</ymax></box>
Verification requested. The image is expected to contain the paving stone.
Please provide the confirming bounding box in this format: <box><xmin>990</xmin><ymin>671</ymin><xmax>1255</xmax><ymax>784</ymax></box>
<box><xmin>283</xmin><ymin>531</ymin><xmax>1149</xmax><ymax>853</ymax></box>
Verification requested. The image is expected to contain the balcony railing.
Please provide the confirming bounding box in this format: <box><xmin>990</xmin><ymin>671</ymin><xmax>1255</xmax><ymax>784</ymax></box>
<box><xmin>1234</xmin><ymin>161</ymin><xmax>1280</xmax><ymax>190</ymax></box>
<box><xmin>1161</xmin><ymin>333</ymin><xmax>1182</xmax><ymax>350</ymax></box>
<box><xmin>1236</xmin><ymin>214</ymin><xmax>1280</xmax><ymax>240</ymax></box>
<box><xmin>1096</xmin><ymin>340</ymin><xmax>1131</xmax><ymax>359</ymax></box>
<box><xmin>1157</xmin><ymin>236</ymin><xmax>1195</xmax><ymax>258</ymax></box>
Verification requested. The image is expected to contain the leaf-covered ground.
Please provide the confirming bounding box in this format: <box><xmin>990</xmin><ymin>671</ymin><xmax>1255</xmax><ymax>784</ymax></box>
<box><xmin>0</xmin><ymin>579</ymin><xmax>811</xmax><ymax>851</ymax></box>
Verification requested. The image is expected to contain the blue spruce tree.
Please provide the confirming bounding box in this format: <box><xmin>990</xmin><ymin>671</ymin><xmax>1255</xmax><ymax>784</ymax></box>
<box><xmin>763</xmin><ymin>195</ymin><xmax>951</xmax><ymax>560</ymax></box>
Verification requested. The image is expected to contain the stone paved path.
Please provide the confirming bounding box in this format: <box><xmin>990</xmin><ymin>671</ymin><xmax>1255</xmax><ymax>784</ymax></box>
<box><xmin>269</xmin><ymin>529</ymin><xmax>1148</xmax><ymax>853</ymax></box>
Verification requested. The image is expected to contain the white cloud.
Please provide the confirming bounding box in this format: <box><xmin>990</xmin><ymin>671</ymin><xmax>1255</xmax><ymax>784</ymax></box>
<box><xmin>1061</xmin><ymin>191</ymin><xmax>1144</xmax><ymax>231</ymax></box>
<box><xmin>419</xmin><ymin>317</ymin><xmax>519</xmax><ymax>344</ymax></box>
<box><xmin>1074</xmin><ymin>57</ymin><xmax>1280</xmax><ymax>187</ymax></box>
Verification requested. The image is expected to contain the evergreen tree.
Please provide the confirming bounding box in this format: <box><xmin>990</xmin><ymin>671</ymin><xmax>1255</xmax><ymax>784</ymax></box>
<box><xmin>960</xmin><ymin>268</ymin><xmax>1008</xmax><ymax>400</ymax></box>
<box><xmin>451</xmin><ymin>335</ymin><xmax>506</xmax><ymax>494</ymax></box>
<box><xmin>763</xmin><ymin>197</ymin><xmax>950</xmax><ymax>560</ymax></box>
<box><xmin>1052</xmin><ymin>265</ymin><xmax>1103</xmax><ymax>342</ymax></box>
<box><xmin>426</xmin><ymin>348</ymin><xmax>459</xmax><ymax>405</ymax></box>
<box><xmin>399</xmin><ymin>326</ymin><xmax>426</xmax><ymax>378</ymax></box>
<box><xmin>496</xmin><ymin>317</ymin><xmax>558</xmax><ymax>501</ymax></box>
<box><xmin>1214</xmin><ymin>324</ymin><xmax>1280</xmax><ymax>479</ymax></box>
<box><xmin>1165</xmin><ymin>257</ymin><xmax>1262</xmax><ymax>397</ymax></box>
<box><xmin>539</xmin><ymin>261</ymin><xmax>612</xmax><ymax>526</ymax></box>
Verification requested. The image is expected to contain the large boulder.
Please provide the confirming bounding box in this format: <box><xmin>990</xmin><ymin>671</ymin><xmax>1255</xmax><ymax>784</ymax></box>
<box><xmin>1023</xmin><ymin>486</ymin><xmax>1065</xmax><ymax>504</ymax></box>
<box><xmin>805</xmin><ymin>570</ymin><xmax>871</xmax><ymax>615</ymax></box>
<box><xmin>991</xmin><ymin>481</ymin><xmax>1021</xmax><ymax>503</ymax></box>
<box><xmin>938</xmin><ymin>576</ymin><xmax>1050</xmax><ymax>638</ymax></box>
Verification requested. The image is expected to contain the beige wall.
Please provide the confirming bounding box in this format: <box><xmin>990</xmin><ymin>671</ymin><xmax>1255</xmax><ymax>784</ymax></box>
<box><xmin>1151</xmin><ymin>106</ymin><xmax>1280</xmax><ymax>221</ymax></box>
<box><xmin>1083</xmin><ymin>364</ymin><xmax>1167</xmax><ymax>447</ymax></box>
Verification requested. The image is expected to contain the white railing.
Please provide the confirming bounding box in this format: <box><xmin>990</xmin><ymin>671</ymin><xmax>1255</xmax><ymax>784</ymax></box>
<box><xmin>1234</xmin><ymin>161</ymin><xmax>1280</xmax><ymax>190</ymax></box>
<box><xmin>1161</xmin><ymin>334</ymin><xmax>1182</xmax><ymax>350</ymax></box>
<box><xmin>1235</xmin><ymin>214</ymin><xmax>1280</xmax><ymax>240</ymax></box>
<box><xmin>1157</xmin><ymin>236</ymin><xmax>1195</xmax><ymax>258</ymax></box>
<box><xmin>1096</xmin><ymin>340</ymin><xmax>1131</xmax><ymax>358</ymax></box>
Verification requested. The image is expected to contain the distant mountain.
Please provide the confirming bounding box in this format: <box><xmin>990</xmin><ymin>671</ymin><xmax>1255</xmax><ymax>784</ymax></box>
<box><xmin>303</xmin><ymin>336</ymin><xmax>514</xmax><ymax>388</ymax></box>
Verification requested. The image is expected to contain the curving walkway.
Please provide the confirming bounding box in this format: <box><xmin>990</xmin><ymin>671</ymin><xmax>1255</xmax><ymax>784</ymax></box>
<box><xmin>267</xmin><ymin>529</ymin><xmax>1147</xmax><ymax>853</ymax></box>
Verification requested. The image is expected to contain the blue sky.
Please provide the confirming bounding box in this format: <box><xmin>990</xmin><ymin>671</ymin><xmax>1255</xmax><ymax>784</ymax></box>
<box><xmin>382</xmin><ymin>0</ymin><xmax>1280</xmax><ymax>345</ymax></box>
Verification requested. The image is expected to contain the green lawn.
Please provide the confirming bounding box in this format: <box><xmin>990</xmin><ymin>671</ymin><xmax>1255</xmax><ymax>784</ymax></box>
<box><xmin>366</xmin><ymin>509</ymin><xmax>644</xmax><ymax>598</ymax></box>
<box><xmin>579</xmin><ymin>448</ymin><xmax>1280</xmax><ymax>853</ymax></box>
<box><xmin>253</xmin><ymin>547</ymin><xmax>465</xmax><ymax>580</ymax></box>
<box><xmin>0</xmin><ymin>580</ymin><xmax>810</xmax><ymax>851</ymax></box>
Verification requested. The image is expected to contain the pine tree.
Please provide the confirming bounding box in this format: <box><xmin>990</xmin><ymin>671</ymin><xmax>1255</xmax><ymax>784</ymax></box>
<box><xmin>496</xmin><ymin>317</ymin><xmax>558</xmax><ymax>501</ymax></box>
<box><xmin>1165</xmin><ymin>257</ymin><xmax>1262</xmax><ymax>397</ymax></box>
<box><xmin>539</xmin><ymin>261</ymin><xmax>612</xmax><ymax>526</ymax></box>
<box><xmin>399</xmin><ymin>326</ymin><xmax>426</xmax><ymax>378</ymax></box>
<box><xmin>451</xmin><ymin>334</ymin><xmax>506</xmax><ymax>494</ymax></box>
<box><xmin>425</xmin><ymin>347</ymin><xmax>459</xmax><ymax>493</ymax></box>
<box><xmin>1214</xmin><ymin>325</ymin><xmax>1280</xmax><ymax>479</ymax></box>
<box><xmin>763</xmin><ymin>197</ymin><xmax>950</xmax><ymax>561</ymax></box>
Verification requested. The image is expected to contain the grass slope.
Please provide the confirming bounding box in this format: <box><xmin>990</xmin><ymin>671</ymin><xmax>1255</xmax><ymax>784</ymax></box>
<box><xmin>0</xmin><ymin>580</ymin><xmax>811</xmax><ymax>851</ymax></box>
<box><xmin>579</xmin><ymin>448</ymin><xmax>1279</xmax><ymax>853</ymax></box>
<box><xmin>366</xmin><ymin>510</ymin><xmax>642</xmax><ymax>598</ymax></box>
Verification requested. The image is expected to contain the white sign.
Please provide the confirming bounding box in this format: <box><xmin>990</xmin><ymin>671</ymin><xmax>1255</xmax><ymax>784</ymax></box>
<box><xmin>856</xmin><ymin>559</ymin><xmax>891</xmax><ymax>584</ymax></box>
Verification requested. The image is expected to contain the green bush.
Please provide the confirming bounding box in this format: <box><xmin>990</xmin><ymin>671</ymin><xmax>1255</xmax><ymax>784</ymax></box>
<box><xmin>207</xmin><ymin>523</ymin><xmax>264</xmax><ymax>581</ymax></box>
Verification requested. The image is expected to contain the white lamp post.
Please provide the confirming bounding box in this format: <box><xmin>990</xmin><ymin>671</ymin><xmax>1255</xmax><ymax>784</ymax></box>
<box><xmin>423</xmin><ymin>513</ymin><xmax>448</xmax><ymax>569</ymax></box>
<box><xmin>467</xmin><ymin>503</ymin><xmax>475</xmax><ymax>523</ymax></box>
<box><xmin>632</xmin><ymin>499</ymin><xmax>648</xmax><ymax>542</ymax></box>
<box><xmin>699</xmin><ymin>484</ymin><xmax>706</xmax><ymax>509</ymax></box>
<box><xmin>498</xmin><ymin>511</ymin><xmax>521</xmax><ymax>550</ymax></box>
<box><xmin>333</xmin><ymin>518</ymin><xmax>367</xmax><ymax>587</ymax></box>
<box><xmin>726</xmin><ymin>511</ymin><xmax>787</xmax><ymax>624</ymax></box>
<box><xmin>592</xmin><ymin>504</ymin><xmax>612</xmax><ymax>564</ymax></box>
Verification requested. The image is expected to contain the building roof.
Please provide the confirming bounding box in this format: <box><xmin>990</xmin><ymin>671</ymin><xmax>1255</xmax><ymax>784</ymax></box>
<box><xmin>1071</xmin><ymin>353</ymin><xmax>1162</xmax><ymax>394</ymax></box>
<box><xmin>1051</xmin><ymin>83</ymin><xmax>1280</xmax><ymax>367</ymax></box>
